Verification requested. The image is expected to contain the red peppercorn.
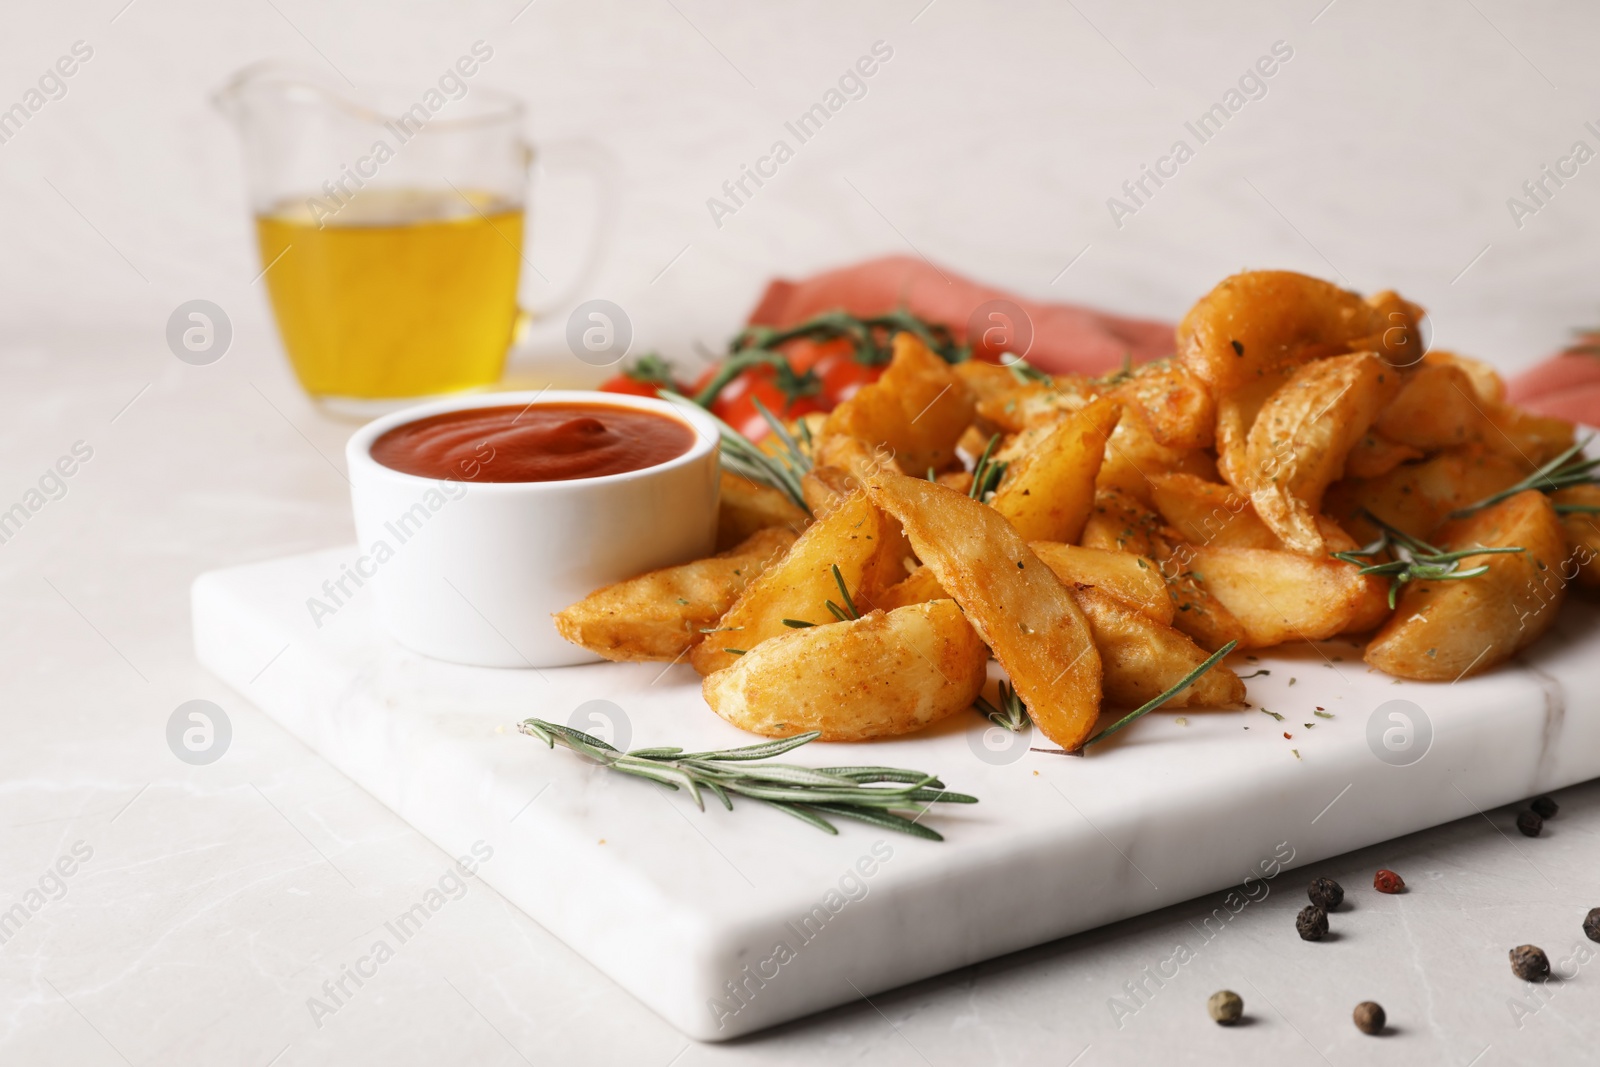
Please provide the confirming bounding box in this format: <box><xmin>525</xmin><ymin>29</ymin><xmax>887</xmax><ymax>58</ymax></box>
<box><xmin>1374</xmin><ymin>869</ymin><xmax>1405</xmax><ymax>894</ymax></box>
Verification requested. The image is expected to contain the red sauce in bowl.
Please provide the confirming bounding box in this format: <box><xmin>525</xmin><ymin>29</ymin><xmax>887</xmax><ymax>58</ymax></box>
<box><xmin>370</xmin><ymin>402</ymin><xmax>696</xmax><ymax>482</ymax></box>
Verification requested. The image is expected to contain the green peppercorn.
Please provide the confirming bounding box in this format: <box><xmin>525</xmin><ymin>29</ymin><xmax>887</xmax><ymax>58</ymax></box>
<box><xmin>1207</xmin><ymin>989</ymin><xmax>1243</xmax><ymax>1025</ymax></box>
<box><xmin>1353</xmin><ymin>1001</ymin><xmax>1386</xmax><ymax>1035</ymax></box>
<box><xmin>1510</xmin><ymin>944</ymin><xmax>1551</xmax><ymax>981</ymax></box>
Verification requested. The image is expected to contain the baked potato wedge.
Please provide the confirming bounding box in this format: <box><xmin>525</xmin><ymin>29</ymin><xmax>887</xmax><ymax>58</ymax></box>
<box><xmin>1365</xmin><ymin>491</ymin><xmax>1568</xmax><ymax>680</ymax></box>
<box><xmin>822</xmin><ymin>332</ymin><xmax>975</xmax><ymax>474</ymax></box>
<box><xmin>990</xmin><ymin>397</ymin><xmax>1122</xmax><ymax>542</ymax></box>
<box><xmin>1028</xmin><ymin>542</ymin><xmax>1174</xmax><ymax>624</ymax></box>
<box><xmin>716</xmin><ymin>470</ymin><xmax>808</xmax><ymax>551</ymax></box>
<box><xmin>1072</xmin><ymin>586</ymin><xmax>1246</xmax><ymax>709</ymax></box>
<box><xmin>690</xmin><ymin>491</ymin><xmax>903</xmax><ymax>676</ymax></box>
<box><xmin>1239</xmin><ymin>351</ymin><xmax>1401</xmax><ymax>555</ymax></box>
<box><xmin>866</xmin><ymin>471</ymin><xmax>1104</xmax><ymax>751</ymax></box>
<box><xmin>1186</xmin><ymin>545</ymin><xmax>1389</xmax><ymax>648</ymax></box>
<box><xmin>1105</xmin><ymin>357</ymin><xmax>1216</xmax><ymax>451</ymax></box>
<box><xmin>1552</xmin><ymin>484</ymin><xmax>1600</xmax><ymax>592</ymax></box>
<box><xmin>701</xmin><ymin>599</ymin><xmax>988</xmax><ymax>740</ymax></box>
<box><xmin>554</xmin><ymin>527</ymin><xmax>797</xmax><ymax>662</ymax></box>
<box><xmin>1323</xmin><ymin>446</ymin><xmax>1525</xmax><ymax>543</ymax></box>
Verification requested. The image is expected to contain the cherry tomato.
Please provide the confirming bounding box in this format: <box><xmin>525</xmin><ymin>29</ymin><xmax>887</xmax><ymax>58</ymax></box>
<box><xmin>598</xmin><ymin>374</ymin><xmax>665</xmax><ymax>398</ymax></box>
<box><xmin>810</xmin><ymin>348</ymin><xmax>882</xmax><ymax>405</ymax></box>
<box><xmin>690</xmin><ymin>363</ymin><xmax>824</xmax><ymax>440</ymax></box>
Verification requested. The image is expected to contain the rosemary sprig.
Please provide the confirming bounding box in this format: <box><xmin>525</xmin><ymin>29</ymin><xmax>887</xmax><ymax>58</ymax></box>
<box><xmin>973</xmin><ymin>679</ymin><xmax>1030</xmax><ymax>731</ymax></box>
<box><xmin>1332</xmin><ymin>511</ymin><xmax>1524</xmax><ymax>608</ymax></box>
<box><xmin>1079</xmin><ymin>640</ymin><xmax>1239</xmax><ymax>751</ymax></box>
<box><xmin>662</xmin><ymin>391</ymin><xmax>812</xmax><ymax>513</ymax></box>
<box><xmin>969</xmin><ymin>433</ymin><xmax>1008</xmax><ymax>501</ymax></box>
<box><xmin>1450</xmin><ymin>436</ymin><xmax>1600</xmax><ymax>518</ymax></box>
<box><xmin>517</xmin><ymin>719</ymin><xmax>976</xmax><ymax>840</ymax></box>
<box><xmin>826</xmin><ymin>563</ymin><xmax>861</xmax><ymax>621</ymax></box>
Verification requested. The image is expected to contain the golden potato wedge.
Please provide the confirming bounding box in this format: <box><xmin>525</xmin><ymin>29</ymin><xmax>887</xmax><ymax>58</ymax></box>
<box><xmin>1374</xmin><ymin>361</ymin><xmax>1489</xmax><ymax>452</ymax></box>
<box><xmin>1079</xmin><ymin>488</ymin><xmax>1249</xmax><ymax>651</ymax></box>
<box><xmin>701</xmin><ymin>599</ymin><xmax>989</xmax><ymax>740</ymax></box>
<box><xmin>1148</xmin><ymin>472</ymin><xmax>1364</xmax><ymax>555</ymax></box>
<box><xmin>822</xmin><ymin>332</ymin><xmax>975</xmax><ymax>474</ymax></box>
<box><xmin>1213</xmin><ymin>366</ymin><xmax>1297</xmax><ymax>490</ymax></box>
<box><xmin>1095</xmin><ymin>404</ymin><xmax>1218</xmax><ymax>506</ymax></box>
<box><xmin>1148</xmin><ymin>473</ymin><xmax>1276</xmax><ymax>549</ymax></box>
<box><xmin>554</xmin><ymin>527</ymin><xmax>796</xmax><ymax>662</ymax></box>
<box><xmin>1106</xmin><ymin>358</ymin><xmax>1215</xmax><ymax>450</ymax></box>
<box><xmin>1343</xmin><ymin>432</ymin><xmax>1423</xmax><ymax>480</ymax></box>
<box><xmin>1484</xmin><ymin>403</ymin><xmax>1576</xmax><ymax>469</ymax></box>
<box><xmin>991</xmin><ymin>397</ymin><xmax>1122</xmax><ymax>542</ymax></box>
<box><xmin>1176</xmin><ymin>270</ymin><xmax>1390</xmax><ymax>393</ymax></box>
<box><xmin>1240</xmin><ymin>351</ymin><xmax>1400</xmax><ymax>555</ymax></box>
<box><xmin>954</xmin><ymin>359</ymin><xmax>1024</xmax><ymax>403</ymax></box>
<box><xmin>1029</xmin><ymin>542</ymin><xmax>1174</xmax><ymax>625</ymax></box>
<box><xmin>866</xmin><ymin>472</ymin><xmax>1103</xmax><ymax>751</ymax></box>
<box><xmin>1323</xmin><ymin>446</ymin><xmax>1525</xmax><ymax>543</ymax></box>
<box><xmin>801</xmin><ymin>466</ymin><xmax>856</xmax><ymax>519</ymax></box>
<box><xmin>811</xmin><ymin>432</ymin><xmax>902</xmax><ymax>486</ymax></box>
<box><xmin>876</xmin><ymin>564</ymin><xmax>948</xmax><ymax>610</ymax></box>
<box><xmin>717</xmin><ymin>470</ymin><xmax>808</xmax><ymax>551</ymax></box>
<box><xmin>1424</xmin><ymin>349</ymin><xmax>1504</xmax><ymax>404</ymax></box>
<box><xmin>1365</xmin><ymin>491</ymin><xmax>1567</xmax><ymax>680</ymax></box>
<box><xmin>1552</xmin><ymin>484</ymin><xmax>1600</xmax><ymax>592</ymax></box>
<box><xmin>1072</xmin><ymin>586</ymin><xmax>1246</xmax><ymax>709</ymax></box>
<box><xmin>975</xmin><ymin>378</ymin><xmax>1095</xmax><ymax>434</ymax></box>
<box><xmin>690</xmin><ymin>491</ymin><xmax>901</xmax><ymax>676</ymax></box>
<box><xmin>1186</xmin><ymin>545</ymin><xmax>1388</xmax><ymax>648</ymax></box>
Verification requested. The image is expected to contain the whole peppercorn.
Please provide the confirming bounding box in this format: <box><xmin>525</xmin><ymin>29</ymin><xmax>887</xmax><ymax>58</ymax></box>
<box><xmin>1308</xmin><ymin>876</ymin><xmax>1344</xmax><ymax>910</ymax></box>
<box><xmin>1510</xmin><ymin>944</ymin><xmax>1551</xmax><ymax>981</ymax></box>
<box><xmin>1207</xmin><ymin>989</ymin><xmax>1243</xmax><ymax>1026</ymax></box>
<box><xmin>1516</xmin><ymin>810</ymin><xmax>1543</xmax><ymax>837</ymax></box>
<box><xmin>1530</xmin><ymin>795</ymin><xmax>1559</xmax><ymax>820</ymax></box>
<box><xmin>1352</xmin><ymin>1001</ymin><xmax>1386</xmax><ymax>1035</ymax></box>
<box><xmin>1585</xmin><ymin>907</ymin><xmax>1600</xmax><ymax>944</ymax></box>
<box><xmin>1296</xmin><ymin>904</ymin><xmax>1329</xmax><ymax>941</ymax></box>
<box><xmin>1373</xmin><ymin>869</ymin><xmax>1405</xmax><ymax>894</ymax></box>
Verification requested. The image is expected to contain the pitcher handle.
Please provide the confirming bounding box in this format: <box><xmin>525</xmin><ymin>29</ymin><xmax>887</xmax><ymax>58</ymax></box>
<box><xmin>517</xmin><ymin>136</ymin><xmax>619</xmax><ymax>327</ymax></box>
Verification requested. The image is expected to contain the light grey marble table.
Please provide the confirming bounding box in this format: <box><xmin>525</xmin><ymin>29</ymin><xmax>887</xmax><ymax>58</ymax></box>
<box><xmin>4</xmin><ymin>2</ymin><xmax>1600</xmax><ymax>1063</ymax></box>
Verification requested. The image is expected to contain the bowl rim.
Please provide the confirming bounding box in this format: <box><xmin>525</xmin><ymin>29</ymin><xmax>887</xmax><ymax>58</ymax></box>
<box><xmin>344</xmin><ymin>389</ymin><xmax>721</xmax><ymax>492</ymax></box>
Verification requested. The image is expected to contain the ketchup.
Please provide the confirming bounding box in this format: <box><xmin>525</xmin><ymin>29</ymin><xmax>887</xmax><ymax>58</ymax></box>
<box><xmin>370</xmin><ymin>403</ymin><xmax>695</xmax><ymax>482</ymax></box>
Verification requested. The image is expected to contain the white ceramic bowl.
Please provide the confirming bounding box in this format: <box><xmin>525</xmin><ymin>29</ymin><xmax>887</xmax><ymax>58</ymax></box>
<box><xmin>345</xmin><ymin>390</ymin><xmax>721</xmax><ymax>668</ymax></box>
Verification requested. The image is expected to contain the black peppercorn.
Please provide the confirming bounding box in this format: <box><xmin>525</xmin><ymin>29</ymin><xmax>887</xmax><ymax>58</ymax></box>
<box><xmin>1308</xmin><ymin>876</ymin><xmax>1344</xmax><ymax>910</ymax></box>
<box><xmin>1530</xmin><ymin>795</ymin><xmax>1558</xmax><ymax>820</ymax></box>
<box><xmin>1510</xmin><ymin>944</ymin><xmax>1551</xmax><ymax>981</ymax></box>
<box><xmin>1585</xmin><ymin>908</ymin><xmax>1600</xmax><ymax>944</ymax></box>
<box><xmin>1207</xmin><ymin>989</ymin><xmax>1243</xmax><ymax>1025</ymax></box>
<box><xmin>1296</xmin><ymin>904</ymin><xmax>1329</xmax><ymax>941</ymax></box>
<box><xmin>1516</xmin><ymin>810</ymin><xmax>1543</xmax><ymax>837</ymax></box>
<box><xmin>1352</xmin><ymin>1001</ymin><xmax>1385</xmax><ymax>1035</ymax></box>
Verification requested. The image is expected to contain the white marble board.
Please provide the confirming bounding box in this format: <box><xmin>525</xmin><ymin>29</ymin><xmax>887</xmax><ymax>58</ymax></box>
<box><xmin>192</xmin><ymin>547</ymin><xmax>1600</xmax><ymax>1041</ymax></box>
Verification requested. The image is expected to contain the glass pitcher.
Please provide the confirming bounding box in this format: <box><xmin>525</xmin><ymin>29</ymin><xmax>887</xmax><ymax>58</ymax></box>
<box><xmin>215</xmin><ymin>61</ymin><xmax>606</xmax><ymax>415</ymax></box>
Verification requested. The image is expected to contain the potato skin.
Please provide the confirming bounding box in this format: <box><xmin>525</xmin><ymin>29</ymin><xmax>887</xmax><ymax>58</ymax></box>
<box><xmin>1365</xmin><ymin>491</ymin><xmax>1568</xmax><ymax>681</ymax></box>
<box><xmin>1187</xmin><ymin>545</ymin><xmax>1387</xmax><ymax>649</ymax></box>
<box><xmin>701</xmin><ymin>600</ymin><xmax>988</xmax><ymax>741</ymax></box>
<box><xmin>553</xmin><ymin>527</ymin><xmax>796</xmax><ymax>662</ymax></box>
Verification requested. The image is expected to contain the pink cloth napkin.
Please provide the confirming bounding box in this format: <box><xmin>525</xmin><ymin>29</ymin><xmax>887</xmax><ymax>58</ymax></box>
<box><xmin>747</xmin><ymin>255</ymin><xmax>1174</xmax><ymax>374</ymax></box>
<box><xmin>1507</xmin><ymin>339</ymin><xmax>1600</xmax><ymax>424</ymax></box>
